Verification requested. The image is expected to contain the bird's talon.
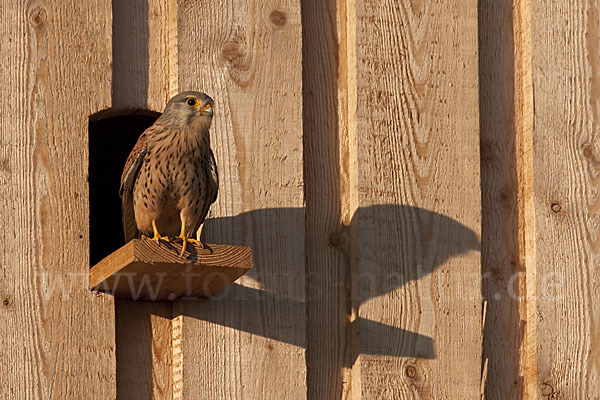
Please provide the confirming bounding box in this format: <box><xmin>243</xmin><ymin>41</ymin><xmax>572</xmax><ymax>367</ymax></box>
<box><xmin>188</xmin><ymin>238</ymin><xmax>204</xmax><ymax>248</ymax></box>
<box><xmin>142</xmin><ymin>221</ymin><xmax>171</xmax><ymax>246</ymax></box>
<box><xmin>155</xmin><ymin>236</ymin><xmax>171</xmax><ymax>244</ymax></box>
<box><xmin>179</xmin><ymin>237</ymin><xmax>187</xmax><ymax>258</ymax></box>
<box><xmin>142</xmin><ymin>235</ymin><xmax>171</xmax><ymax>246</ymax></box>
<box><xmin>177</xmin><ymin>237</ymin><xmax>207</xmax><ymax>258</ymax></box>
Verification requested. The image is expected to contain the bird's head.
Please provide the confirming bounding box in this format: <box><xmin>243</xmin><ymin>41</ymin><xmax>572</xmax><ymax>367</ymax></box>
<box><xmin>162</xmin><ymin>91</ymin><xmax>214</xmax><ymax>130</ymax></box>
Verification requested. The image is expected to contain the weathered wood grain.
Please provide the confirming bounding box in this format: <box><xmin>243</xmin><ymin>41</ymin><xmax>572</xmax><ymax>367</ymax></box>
<box><xmin>112</xmin><ymin>0</ymin><xmax>149</xmax><ymax>110</ymax></box>
<box><xmin>176</xmin><ymin>0</ymin><xmax>305</xmax><ymax>397</ymax></box>
<box><xmin>514</xmin><ymin>0</ymin><xmax>538</xmax><ymax>397</ymax></box>
<box><xmin>0</xmin><ymin>1</ymin><xmax>115</xmax><ymax>398</ymax></box>
<box><xmin>147</xmin><ymin>0</ymin><xmax>179</xmax><ymax>111</ymax></box>
<box><xmin>529</xmin><ymin>0</ymin><xmax>600</xmax><ymax>396</ymax></box>
<box><xmin>355</xmin><ymin>0</ymin><xmax>482</xmax><ymax>398</ymax></box>
<box><xmin>478</xmin><ymin>0</ymin><xmax>523</xmax><ymax>398</ymax></box>
<box><xmin>90</xmin><ymin>239</ymin><xmax>253</xmax><ymax>300</ymax></box>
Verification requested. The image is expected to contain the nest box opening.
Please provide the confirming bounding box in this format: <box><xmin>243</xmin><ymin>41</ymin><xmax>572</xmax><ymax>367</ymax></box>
<box><xmin>88</xmin><ymin>110</ymin><xmax>160</xmax><ymax>265</ymax></box>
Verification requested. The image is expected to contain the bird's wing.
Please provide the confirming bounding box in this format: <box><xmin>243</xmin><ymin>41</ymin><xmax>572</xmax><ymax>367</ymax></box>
<box><xmin>119</xmin><ymin>130</ymin><xmax>148</xmax><ymax>242</ymax></box>
<box><xmin>207</xmin><ymin>147</ymin><xmax>219</xmax><ymax>205</ymax></box>
<box><xmin>192</xmin><ymin>148</ymin><xmax>219</xmax><ymax>236</ymax></box>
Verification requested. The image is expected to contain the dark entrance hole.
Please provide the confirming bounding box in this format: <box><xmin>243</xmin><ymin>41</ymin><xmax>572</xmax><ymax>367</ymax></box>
<box><xmin>89</xmin><ymin>111</ymin><xmax>160</xmax><ymax>265</ymax></box>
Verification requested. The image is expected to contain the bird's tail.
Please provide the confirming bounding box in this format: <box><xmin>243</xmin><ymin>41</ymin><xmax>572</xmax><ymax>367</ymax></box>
<box><xmin>121</xmin><ymin>193</ymin><xmax>139</xmax><ymax>242</ymax></box>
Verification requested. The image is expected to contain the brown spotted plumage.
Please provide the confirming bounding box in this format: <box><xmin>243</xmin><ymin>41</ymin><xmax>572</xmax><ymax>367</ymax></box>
<box><xmin>120</xmin><ymin>91</ymin><xmax>218</xmax><ymax>256</ymax></box>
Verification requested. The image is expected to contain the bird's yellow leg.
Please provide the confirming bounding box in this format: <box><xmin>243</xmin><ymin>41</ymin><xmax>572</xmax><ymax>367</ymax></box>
<box><xmin>189</xmin><ymin>223</ymin><xmax>204</xmax><ymax>247</ymax></box>
<box><xmin>177</xmin><ymin>218</ymin><xmax>204</xmax><ymax>257</ymax></box>
<box><xmin>177</xmin><ymin>223</ymin><xmax>188</xmax><ymax>258</ymax></box>
<box><xmin>192</xmin><ymin>223</ymin><xmax>213</xmax><ymax>253</ymax></box>
<box><xmin>142</xmin><ymin>220</ymin><xmax>170</xmax><ymax>244</ymax></box>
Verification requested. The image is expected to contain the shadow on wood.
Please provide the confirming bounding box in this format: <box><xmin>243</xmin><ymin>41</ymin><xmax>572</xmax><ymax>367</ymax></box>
<box><xmin>183</xmin><ymin>283</ymin><xmax>435</xmax><ymax>360</ymax></box>
<box><xmin>478</xmin><ymin>0</ymin><xmax>523</xmax><ymax>398</ymax></box>
<box><xmin>181</xmin><ymin>205</ymin><xmax>479</xmax><ymax>363</ymax></box>
<box><xmin>90</xmin><ymin>239</ymin><xmax>253</xmax><ymax>301</ymax></box>
<box><xmin>115</xmin><ymin>300</ymin><xmax>172</xmax><ymax>399</ymax></box>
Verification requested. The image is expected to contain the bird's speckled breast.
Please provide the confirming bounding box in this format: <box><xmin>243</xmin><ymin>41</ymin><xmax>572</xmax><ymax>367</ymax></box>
<box><xmin>132</xmin><ymin>134</ymin><xmax>212</xmax><ymax>237</ymax></box>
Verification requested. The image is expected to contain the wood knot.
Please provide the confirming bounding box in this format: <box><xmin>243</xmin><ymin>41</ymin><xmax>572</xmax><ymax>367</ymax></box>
<box><xmin>221</xmin><ymin>41</ymin><xmax>242</xmax><ymax>62</ymax></box>
<box><xmin>405</xmin><ymin>365</ymin><xmax>417</xmax><ymax>378</ymax></box>
<box><xmin>583</xmin><ymin>143</ymin><xmax>594</xmax><ymax>158</ymax></box>
<box><xmin>498</xmin><ymin>188</ymin><xmax>512</xmax><ymax>207</ymax></box>
<box><xmin>551</xmin><ymin>203</ymin><xmax>561</xmax><ymax>213</ymax></box>
<box><xmin>269</xmin><ymin>10</ymin><xmax>287</xmax><ymax>27</ymax></box>
<box><xmin>29</xmin><ymin>7</ymin><xmax>46</xmax><ymax>28</ymax></box>
<box><xmin>540</xmin><ymin>381</ymin><xmax>558</xmax><ymax>397</ymax></box>
<box><xmin>0</xmin><ymin>158</ymin><xmax>11</xmax><ymax>173</ymax></box>
<box><xmin>327</xmin><ymin>231</ymin><xmax>345</xmax><ymax>248</ymax></box>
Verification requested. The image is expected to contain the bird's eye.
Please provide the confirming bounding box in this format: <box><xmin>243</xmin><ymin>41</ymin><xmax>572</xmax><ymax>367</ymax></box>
<box><xmin>186</xmin><ymin>98</ymin><xmax>198</xmax><ymax>107</ymax></box>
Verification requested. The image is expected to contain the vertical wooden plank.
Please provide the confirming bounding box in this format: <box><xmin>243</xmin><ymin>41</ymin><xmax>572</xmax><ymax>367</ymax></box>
<box><xmin>355</xmin><ymin>0</ymin><xmax>482</xmax><ymax>398</ymax></box>
<box><xmin>111</xmin><ymin>1</ymin><xmax>176</xmax><ymax>398</ymax></box>
<box><xmin>301</xmin><ymin>0</ymin><xmax>344</xmax><ymax>397</ymax></box>
<box><xmin>112</xmin><ymin>0</ymin><xmax>149</xmax><ymax>110</ymax></box>
<box><xmin>116</xmin><ymin>301</ymin><xmax>173</xmax><ymax>399</ymax></box>
<box><xmin>302</xmin><ymin>0</ymin><xmax>345</xmax><ymax>394</ymax></box>
<box><xmin>529</xmin><ymin>0</ymin><xmax>600</xmax><ymax>396</ymax></box>
<box><xmin>478</xmin><ymin>0</ymin><xmax>523</xmax><ymax>398</ymax></box>
<box><xmin>147</xmin><ymin>0</ymin><xmax>179</xmax><ymax>110</ymax></box>
<box><xmin>0</xmin><ymin>1</ymin><xmax>115</xmax><ymax>398</ymax></box>
<box><xmin>302</xmin><ymin>0</ymin><xmax>360</xmax><ymax>398</ymax></box>
<box><xmin>176</xmin><ymin>0</ymin><xmax>305</xmax><ymax>398</ymax></box>
<box><xmin>112</xmin><ymin>0</ymin><xmax>177</xmax><ymax>111</ymax></box>
<box><xmin>514</xmin><ymin>0</ymin><xmax>538</xmax><ymax>397</ymax></box>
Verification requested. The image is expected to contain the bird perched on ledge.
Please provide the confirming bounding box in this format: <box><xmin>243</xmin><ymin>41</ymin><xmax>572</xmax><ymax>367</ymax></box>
<box><xmin>119</xmin><ymin>91</ymin><xmax>219</xmax><ymax>257</ymax></box>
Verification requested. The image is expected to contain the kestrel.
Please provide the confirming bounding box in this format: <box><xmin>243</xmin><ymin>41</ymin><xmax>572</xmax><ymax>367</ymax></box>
<box><xmin>120</xmin><ymin>91</ymin><xmax>219</xmax><ymax>256</ymax></box>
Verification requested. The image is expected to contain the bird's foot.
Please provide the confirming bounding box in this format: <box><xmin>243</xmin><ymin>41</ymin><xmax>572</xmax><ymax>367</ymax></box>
<box><xmin>176</xmin><ymin>232</ymin><xmax>191</xmax><ymax>258</ymax></box>
<box><xmin>142</xmin><ymin>233</ymin><xmax>171</xmax><ymax>245</ymax></box>
<box><xmin>175</xmin><ymin>236</ymin><xmax>212</xmax><ymax>257</ymax></box>
<box><xmin>192</xmin><ymin>222</ymin><xmax>212</xmax><ymax>253</ymax></box>
<box><xmin>187</xmin><ymin>238</ymin><xmax>204</xmax><ymax>248</ymax></box>
<box><xmin>143</xmin><ymin>220</ymin><xmax>171</xmax><ymax>246</ymax></box>
<box><xmin>190</xmin><ymin>239</ymin><xmax>213</xmax><ymax>254</ymax></box>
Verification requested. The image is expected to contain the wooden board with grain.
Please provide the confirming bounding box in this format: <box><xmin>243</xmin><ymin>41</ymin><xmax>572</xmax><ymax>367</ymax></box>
<box><xmin>355</xmin><ymin>0</ymin><xmax>482</xmax><ymax>397</ymax></box>
<box><xmin>0</xmin><ymin>1</ymin><xmax>115</xmax><ymax>397</ymax></box>
<box><xmin>90</xmin><ymin>240</ymin><xmax>253</xmax><ymax>300</ymax></box>
<box><xmin>116</xmin><ymin>299</ymin><xmax>173</xmax><ymax>399</ymax></box>
<box><xmin>529</xmin><ymin>0</ymin><xmax>600</xmax><ymax>396</ymax></box>
<box><xmin>176</xmin><ymin>0</ymin><xmax>305</xmax><ymax>398</ymax></box>
<box><xmin>302</xmin><ymin>0</ymin><xmax>360</xmax><ymax>398</ymax></box>
<box><xmin>478</xmin><ymin>0</ymin><xmax>523</xmax><ymax>398</ymax></box>
<box><xmin>112</xmin><ymin>0</ymin><xmax>178</xmax><ymax>112</ymax></box>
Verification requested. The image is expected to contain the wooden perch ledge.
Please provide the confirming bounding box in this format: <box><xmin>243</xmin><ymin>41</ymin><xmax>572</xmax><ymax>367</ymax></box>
<box><xmin>90</xmin><ymin>239</ymin><xmax>253</xmax><ymax>301</ymax></box>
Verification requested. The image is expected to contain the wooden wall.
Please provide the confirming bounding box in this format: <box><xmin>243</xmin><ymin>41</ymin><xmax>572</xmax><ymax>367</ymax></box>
<box><xmin>528</xmin><ymin>0</ymin><xmax>600</xmax><ymax>397</ymax></box>
<box><xmin>0</xmin><ymin>1</ymin><xmax>116</xmax><ymax>398</ymax></box>
<box><xmin>1</xmin><ymin>0</ymin><xmax>599</xmax><ymax>398</ymax></box>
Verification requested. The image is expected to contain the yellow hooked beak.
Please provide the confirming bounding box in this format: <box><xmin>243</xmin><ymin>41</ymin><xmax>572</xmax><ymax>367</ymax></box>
<box><xmin>200</xmin><ymin>103</ymin><xmax>213</xmax><ymax>117</ymax></box>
